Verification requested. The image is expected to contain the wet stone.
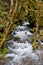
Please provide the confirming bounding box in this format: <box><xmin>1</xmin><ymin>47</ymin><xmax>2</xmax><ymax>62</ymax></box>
<box><xmin>0</xmin><ymin>58</ymin><xmax>9</xmax><ymax>65</ymax></box>
<box><xmin>22</xmin><ymin>57</ymin><xmax>33</xmax><ymax>65</ymax></box>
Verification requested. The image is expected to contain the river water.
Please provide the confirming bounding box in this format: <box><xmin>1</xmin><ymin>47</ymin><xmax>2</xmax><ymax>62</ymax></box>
<box><xmin>5</xmin><ymin>21</ymin><xmax>43</xmax><ymax>65</ymax></box>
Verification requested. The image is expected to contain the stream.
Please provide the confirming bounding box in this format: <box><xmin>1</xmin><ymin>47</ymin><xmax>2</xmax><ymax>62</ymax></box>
<box><xmin>4</xmin><ymin>21</ymin><xmax>43</xmax><ymax>65</ymax></box>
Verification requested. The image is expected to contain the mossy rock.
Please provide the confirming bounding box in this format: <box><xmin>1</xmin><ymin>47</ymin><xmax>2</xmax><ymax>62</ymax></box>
<box><xmin>14</xmin><ymin>36</ymin><xmax>20</xmax><ymax>39</ymax></box>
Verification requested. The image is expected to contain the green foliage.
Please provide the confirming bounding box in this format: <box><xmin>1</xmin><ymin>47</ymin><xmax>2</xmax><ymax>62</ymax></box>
<box><xmin>0</xmin><ymin>0</ymin><xmax>43</xmax><ymax>51</ymax></box>
<box><xmin>28</xmin><ymin>12</ymin><xmax>36</xmax><ymax>27</ymax></box>
<box><xmin>0</xmin><ymin>48</ymin><xmax>9</xmax><ymax>58</ymax></box>
<box><xmin>17</xmin><ymin>0</ymin><xmax>37</xmax><ymax>21</ymax></box>
<box><xmin>0</xmin><ymin>33</ymin><xmax>3</xmax><ymax>38</ymax></box>
<box><xmin>0</xmin><ymin>23</ymin><xmax>6</xmax><ymax>29</ymax></box>
<box><xmin>0</xmin><ymin>0</ymin><xmax>43</xmax><ymax>29</ymax></box>
<box><xmin>0</xmin><ymin>53</ymin><xmax>5</xmax><ymax>58</ymax></box>
<box><xmin>2</xmin><ymin>48</ymin><xmax>9</xmax><ymax>54</ymax></box>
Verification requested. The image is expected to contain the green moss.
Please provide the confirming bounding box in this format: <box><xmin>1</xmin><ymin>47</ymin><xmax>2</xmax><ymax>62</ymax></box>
<box><xmin>0</xmin><ymin>53</ymin><xmax>5</xmax><ymax>58</ymax></box>
<box><xmin>14</xmin><ymin>36</ymin><xmax>20</xmax><ymax>39</ymax></box>
<box><xmin>0</xmin><ymin>48</ymin><xmax>9</xmax><ymax>58</ymax></box>
<box><xmin>2</xmin><ymin>48</ymin><xmax>9</xmax><ymax>54</ymax></box>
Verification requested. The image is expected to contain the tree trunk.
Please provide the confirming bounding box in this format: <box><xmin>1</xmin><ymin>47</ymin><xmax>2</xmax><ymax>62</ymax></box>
<box><xmin>10</xmin><ymin>0</ymin><xmax>13</xmax><ymax>14</ymax></box>
<box><xmin>0</xmin><ymin>0</ymin><xmax>18</xmax><ymax>49</ymax></box>
<box><xmin>33</xmin><ymin>3</ymin><xmax>41</xmax><ymax>50</ymax></box>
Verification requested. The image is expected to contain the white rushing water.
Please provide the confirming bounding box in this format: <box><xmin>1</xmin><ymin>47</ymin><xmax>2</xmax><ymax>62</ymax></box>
<box><xmin>5</xmin><ymin>41</ymin><xmax>39</xmax><ymax>65</ymax></box>
<box><xmin>5</xmin><ymin>22</ymin><xmax>41</xmax><ymax>65</ymax></box>
<box><xmin>23</xmin><ymin>21</ymin><xmax>30</xmax><ymax>26</ymax></box>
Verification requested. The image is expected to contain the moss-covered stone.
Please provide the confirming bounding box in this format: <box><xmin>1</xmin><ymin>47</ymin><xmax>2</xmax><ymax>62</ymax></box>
<box><xmin>14</xmin><ymin>36</ymin><xmax>20</xmax><ymax>39</ymax></box>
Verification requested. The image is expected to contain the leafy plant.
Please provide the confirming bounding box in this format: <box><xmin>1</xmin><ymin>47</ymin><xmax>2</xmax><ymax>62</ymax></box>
<box><xmin>0</xmin><ymin>48</ymin><xmax>9</xmax><ymax>58</ymax></box>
